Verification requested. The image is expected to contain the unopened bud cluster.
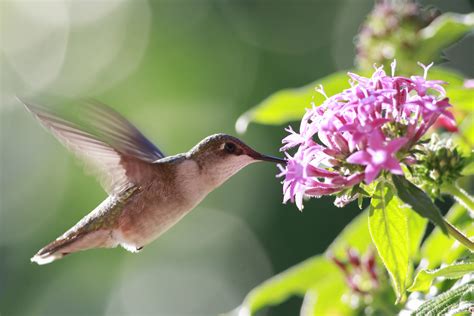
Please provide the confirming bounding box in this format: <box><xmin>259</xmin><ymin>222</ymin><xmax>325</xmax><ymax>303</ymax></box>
<box><xmin>410</xmin><ymin>134</ymin><xmax>466</xmax><ymax>197</ymax></box>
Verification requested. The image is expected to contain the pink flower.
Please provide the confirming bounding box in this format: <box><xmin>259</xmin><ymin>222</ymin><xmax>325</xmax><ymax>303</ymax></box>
<box><xmin>347</xmin><ymin>132</ymin><xmax>407</xmax><ymax>183</ymax></box>
<box><xmin>278</xmin><ymin>61</ymin><xmax>455</xmax><ymax>209</ymax></box>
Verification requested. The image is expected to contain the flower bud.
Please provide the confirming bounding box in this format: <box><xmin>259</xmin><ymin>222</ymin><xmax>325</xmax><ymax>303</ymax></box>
<box><xmin>411</xmin><ymin>134</ymin><xmax>466</xmax><ymax>198</ymax></box>
<box><xmin>347</xmin><ymin>248</ymin><xmax>361</xmax><ymax>268</ymax></box>
<box><xmin>429</xmin><ymin>169</ymin><xmax>440</xmax><ymax>180</ymax></box>
<box><xmin>355</xmin><ymin>0</ymin><xmax>439</xmax><ymax>74</ymax></box>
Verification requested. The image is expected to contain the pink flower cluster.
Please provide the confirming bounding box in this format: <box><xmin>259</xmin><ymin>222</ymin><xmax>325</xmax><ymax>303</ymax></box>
<box><xmin>279</xmin><ymin>62</ymin><xmax>455</xmax><ymax>210</ymax></box>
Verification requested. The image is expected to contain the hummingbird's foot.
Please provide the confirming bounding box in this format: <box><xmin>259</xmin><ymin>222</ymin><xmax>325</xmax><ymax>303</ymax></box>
<box><xmin>136</xmin><ymin>246</ymin><xmax>143</xmax><ymax>251</ymax></box>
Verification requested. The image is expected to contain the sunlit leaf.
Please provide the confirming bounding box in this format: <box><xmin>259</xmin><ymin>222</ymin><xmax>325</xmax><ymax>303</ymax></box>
<box><xmin>368</xmin><ymin>181</ymin><xmax>409</xmax><ymax>302</ymax></box>
<box><xmin>228</xmin><ymin>255</ymin><xmax>345</xmax><ymax>316</ymax></box>
<box><xmin>417</xmin><ymin>12</ymin><xmax>474</xmax><ymax>63</ymax></box>
<box><xmin>421</xmin><ymin>204</ymin><xmax>474</xmax><ymax>269</ymax></box>
<box><xmin>413</xmin><ymin>280</ymin><xmax>474</xmax><ymax>315</ymax></box>
<box><xmin>300</xmin><ymin>281</ymin><xmax>351</xmax><ymax>316</ymax></box>
<box><xmin>428</xmin><ymin>67</ymin><xmax>474</xmax><ymax>112</ymax></box>
<box><xmin>229</xmin><ymin>207</ymin><xmax>379</xmax><ymax>315</ymax></box>
<box><xmin>406</xmin><ymin>208</ymin><xmax>428</xmax><ymax>261</ymax></box>
<box><xmin>235</xmin><ymin>71</ymin><xmax>353</xmax><ymax>133</ymax></box>
<box><xmin>408</xmin><ymin>258</ymin><xmax>474</xmax><ymax>293</ymax></box>
<box><xmin>402</xmin><ymin>201</ymin><xmax>427</xmax><ymax>289</ymax></box>
<box><xmin>392</xmin><ymin>175</ymin><xmax>448</xmax><ymax>234</ymax></box>
<box><xmin>328</xmin><ymin>208</ymin><xmax>372</xmax><ymax>257</ymax></box>
<box><xmin>458</xmin><ymin>114</ymin><xmax>474</xmax><ymax>154</ymax></box>
<box><xmin>235</xmin><ymin>63</ymin><xmax>473</xmax><ymax>133</ymax></box>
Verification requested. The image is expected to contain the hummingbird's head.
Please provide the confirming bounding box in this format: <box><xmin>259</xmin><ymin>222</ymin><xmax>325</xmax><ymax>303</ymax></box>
<box><xmin>189</xmin><ymin>133</ymin><xmax>285</xmax><ymax>188</ymax></box>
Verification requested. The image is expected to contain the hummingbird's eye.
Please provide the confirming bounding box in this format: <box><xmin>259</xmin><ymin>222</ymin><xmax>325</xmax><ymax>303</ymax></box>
<box><xmin>224</xmin><ymin>142</ymin><xmax>237</xmax><ymax>154</ymax></box>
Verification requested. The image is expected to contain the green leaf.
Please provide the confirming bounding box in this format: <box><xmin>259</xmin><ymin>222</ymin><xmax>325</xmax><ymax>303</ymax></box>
<box><xmin>229</xmin><ymin>207</ymin><xmax>378</xmax><ymax>315</ymax></box>
<box><xmin>417</xmin><ymin>12</ymin><xmax>474</xmax><ymax>63</ymax></box>
<box><xmin>403</xmin><ymin>201</ymin><xmax>428</xmax><ymax>289</ymax></box>
<box><xmin>409</xmin><ymin>258</ymin><xmax>474</xmax><ymax>293</ymax></box>
<box><xmin>428</xmin><ymin>67</ymin><xmax>474</xmax><ymax>112</ymax></box>
<box><xmin>413</xmin><ymin>281</ymin><xmax>474</xmax><ymax>316</ymax></box>
<box><xmin>328</xmin><ymin>208</ymin><xmax>372</xmax><ymax>257</ymax></box>
<box><xmin>300</xmin><ymin>282</ymin><xmax>351</xmax><ymax>316</ymax></box>
<box><xmin>444</xmin><ymin>87</ymin><xmax>474</xmax><ymax>112</ymax></box>
<box><xmin>458</xmin><ymin>114</ymin><xmax>474</xmax><ymax>154</ymax></box>
<box><xmin>392</xmin><ymin>175</ymin><xmax>448</xmax><ymax>234</ymax></box>
<box><xmin>406</xmin><ymin>207</ymin><xmax>428</xmax><ymax>261</ymax></box>
<box><xmin>234</xmin><ymin>63</ymin><xmax>473</xmax><ymax>133</ymax></box>
<box><xmin>229</xmin><ymin>255</ymin><xmax>345</xmax><ymax>315</ymax></box>
<box><xmin>368</xmin><ymin>181</ymin><xmax>409</xmax><ymax>303</ymax></box>
<box><xmin>235</xmin><ymin>71</ymin><xmax>355</xmax><ymax>133</ymax></box>
<box><xmin>421</xmin><ymin>203</ymin><xmax>474</xmax><ymax>269</ymax></box>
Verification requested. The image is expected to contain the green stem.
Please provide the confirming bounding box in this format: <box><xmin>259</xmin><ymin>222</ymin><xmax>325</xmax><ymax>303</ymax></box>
<box><xmin>442</xmin><ymin>183</ymin><xmax>474</xmax><ymax>214</ymax></box>
<box><xmin>443</xmin><ymin>219</ymin><xmax>474</xmax><ymax>251</ymax></box>
<box><xmin>441</xmin><ymin>183</ymin><xmax>474</xmax><ymax>251</ymax></box>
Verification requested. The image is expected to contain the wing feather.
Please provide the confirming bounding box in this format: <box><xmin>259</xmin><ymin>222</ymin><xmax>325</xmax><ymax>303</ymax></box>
<box><xmin>21</xmin><ymin>98</ymin><xmax>165</xmax><ymax>194</ymax></box>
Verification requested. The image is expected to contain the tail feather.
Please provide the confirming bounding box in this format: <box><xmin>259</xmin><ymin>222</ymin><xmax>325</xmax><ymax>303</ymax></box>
<box><xmin>31</xmin><ymin>230</ymin><xmax>117</xmax><ymax>265</ymax></box>
<box><xmin>31</xmin><ymin>252</ymin><xmax>67</xmax><ymax>265</ymax></box>
<box><xmin>31</xmin><ymin>233</ymin><xmax>84</xmax><ymax>265</ymax></box>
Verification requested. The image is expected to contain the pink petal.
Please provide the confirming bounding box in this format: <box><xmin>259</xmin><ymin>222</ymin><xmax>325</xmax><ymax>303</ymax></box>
<box><xmin>367</xmin><ymin>129</ymin><xmax>385</xmax><ymax>149</ymax></box>
<box><xmin>386</xmin><ymin>159</ymin><xmax>404</xmax><ymax>175</ymax></box>
<box><xmin>307</xmin><ymin>165</ymin><xmax>339</xmax><ymax>178</ymax></box>
<box><xmin>347</xmin><ymin>151</ymin><xmax>371</xmax><ymax>165</ymax></box>
<box><xmin>364</xmin><ymin>164</ymin><xmax>382</xmax><ymax>184</ymax></box>
<box><xmin>295</xmin><ymin>190</ymin><xmax>304</xmax><ymax>211</ymax></box>
<box><xmin>386</xmin><ymin>137</ymin><xmax>408</xmax><ymax>153</ymax></box>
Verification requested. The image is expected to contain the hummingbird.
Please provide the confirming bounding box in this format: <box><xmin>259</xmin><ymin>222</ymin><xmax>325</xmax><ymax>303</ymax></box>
<box><xmin>21</xmin><ymin>99</ymin><xmax>285</xmax><ymax>265</ymax></box>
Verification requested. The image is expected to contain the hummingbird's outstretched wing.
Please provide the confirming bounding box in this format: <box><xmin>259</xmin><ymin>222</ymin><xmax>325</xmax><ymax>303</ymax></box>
<box><xmin>20</xmin><ymin>98</ymin><xmax>165</xmax><ymax>194</ymax></box>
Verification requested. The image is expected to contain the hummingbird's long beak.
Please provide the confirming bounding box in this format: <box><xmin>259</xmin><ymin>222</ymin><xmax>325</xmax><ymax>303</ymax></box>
<box><xmin>247</xmin><ymin>150</ymin><xmax>286</xmax><ymax>164</ymax></box>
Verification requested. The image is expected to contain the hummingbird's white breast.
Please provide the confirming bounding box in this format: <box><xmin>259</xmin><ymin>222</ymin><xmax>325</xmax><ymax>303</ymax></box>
<box><xmin>113</xmin><ymin>159</ymin><xmax>211</xmax><ymax>251</ymax></box>
<box><xmin>113</xmin><ymin>155</ymin><xmax>256</xmax><ymax>251</ymax></box>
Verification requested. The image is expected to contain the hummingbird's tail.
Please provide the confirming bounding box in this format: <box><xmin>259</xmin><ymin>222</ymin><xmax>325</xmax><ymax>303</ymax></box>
<box><xmin>31</xmin><ymin>229</ymin><xmax>118</xmax><ymax>265</ymax></box>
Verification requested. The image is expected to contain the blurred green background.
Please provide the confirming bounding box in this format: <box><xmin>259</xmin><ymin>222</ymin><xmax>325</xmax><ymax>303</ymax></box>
<box><xmin>1</xmin><ymin>1</ymin><xmax>472</xmax><ymax>315</ymax></box>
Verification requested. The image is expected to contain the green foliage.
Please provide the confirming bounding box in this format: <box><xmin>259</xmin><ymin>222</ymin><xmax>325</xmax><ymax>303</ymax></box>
<box><xmin>355</xmin><ymin>5</ymin><xmax>474</xmax><ymax>75</ymax></box>
<box><xmin>299</xmin><ymin>280</ymin><xmax>351</xmax><ymax>316</ymax></box>
<box><xmin>459</xmin><ymin>116</ymin><xmax>474</xmax><ymax>154</ymax></box>
<box><xmin>428</xmin><ymin>67</ymin><xmax>474</xmax><ymax>112</ymax></box>
<box><xmin>230</xmin><ymin>210</ymin><xmax>373</xmax><ymax>315</ymax></box>
<box><xmin>413</xmin><ymin>280</ymin><xmax>474</xmax><ymax>315</ymax></box>
<box><xmin>408</xmin><ymin>258</ymin><xmax>474</xmax><ymax>293</ymax></box>
<box><xmin>235</xmin><ymin>71</ymin><xmax>354</xmax><ymax>133</ymax></box>
<box><xmin>234</xmin><ymin>10</ymin><xmax>474</xmax><ymax>135</ymax></box>
<box><xmin>406</xmin><ymin>208</ymin><xmax>427</xmax><ymax>261</ymax></box>
<box><xmin>417</xmin><ymin>13</ymin><xmax>474</xmax><ymax>63</ymax></box>
<box><xmin>368</xmin><ymin>181</ymin><xmax>409</xmax><ymax>302</ymax></box>
<box><xmin>392</xmin><ymin>175</ymin><xmax>448</xmax><ymax>234</ymax></box>
<box><xmin>355</xmin><ymin>0</ymin><xmax>433</xmax><ymax>74</ymax></box>
<box><xmin>421</xmin><ymin>204</ymin><xmax>474</xmax><ymax>269</ymax></box>
<box><xmin>228</xmin><ymin>255</ymin><xmax>345</xmax><ymax>315</ymax></box>
<box><xmin>328</xmin><ymin>208</ymin><xmax>372</xmax><ymax>257</ymax></box>
<box><xmin>235</xmin><ymin>66</ymin><xmax>474</xmax><ymax>135</ymax></box>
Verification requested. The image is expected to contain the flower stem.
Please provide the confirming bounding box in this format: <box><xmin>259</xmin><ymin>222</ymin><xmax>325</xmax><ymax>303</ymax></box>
<box><xmin>442</xmin><ymin>183</ymin><xmax>474</xmax><ymax>215</ymax></box>
<box><xmin>443</xmin><ymin>219</ymin><xmax>474</xmax><ymax>251</ymax></box>
<box><xmin>441</xmin><ymin>183</ymin><xmax>474</xmax><ymax>251</ymax></box>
